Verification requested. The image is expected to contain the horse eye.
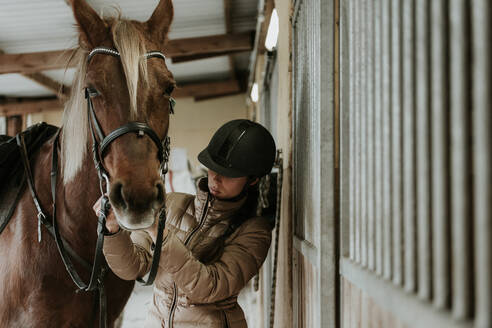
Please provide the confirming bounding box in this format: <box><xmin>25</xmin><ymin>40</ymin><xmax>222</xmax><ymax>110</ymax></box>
<box><xmin>85</xmin><ymin>87</ymin><xmax>100</xmax><ymax>98</ymax></box>
<box><xmin>164</xmin><ymin>85</ymin><xmax>175</xmax><ymax>95</ymax></box>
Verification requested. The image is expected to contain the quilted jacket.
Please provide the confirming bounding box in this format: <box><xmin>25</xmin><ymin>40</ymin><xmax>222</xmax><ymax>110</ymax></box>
<box><xmin>103</xmin><ymin>178</ymin><xmax>272</xmax><ymax>327</ymax></box>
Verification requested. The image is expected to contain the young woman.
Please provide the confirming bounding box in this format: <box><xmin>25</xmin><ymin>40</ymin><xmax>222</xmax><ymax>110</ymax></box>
<box><xmin>96</xmin><ymin>119</ymin><xmax>276</xmax><ymax>327</ymax></box>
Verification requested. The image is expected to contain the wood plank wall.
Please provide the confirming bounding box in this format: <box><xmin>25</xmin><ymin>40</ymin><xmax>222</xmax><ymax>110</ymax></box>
<box><xmin>339</xmin><ymin>0</ymin><xmax>491</xmax><ymax>327</ymax></box>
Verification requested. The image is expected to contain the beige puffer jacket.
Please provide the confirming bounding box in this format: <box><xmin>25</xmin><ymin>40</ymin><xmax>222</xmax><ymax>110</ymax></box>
<box><xmin>103</xmin><ymin>178</ymin><xmax>272</xmax><ymax>328</ymax></box>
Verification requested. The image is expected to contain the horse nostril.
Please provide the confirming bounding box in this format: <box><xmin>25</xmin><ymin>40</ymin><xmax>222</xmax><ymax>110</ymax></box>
<box><xmin>155</xmin><ymin>181</ymin><xmax>165</xmax><ymax>203</ymax></box>
<box><xmin>110</xmin><ymin>181</ymin><xmax>127</xmax><ymax>210</ymax></box>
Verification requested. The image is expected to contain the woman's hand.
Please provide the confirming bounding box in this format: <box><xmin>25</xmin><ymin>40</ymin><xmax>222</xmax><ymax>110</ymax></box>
<box><xmin>93</xmin><ymin>196</ymin><xmax>120</xmax><ymax>234</ymax></box>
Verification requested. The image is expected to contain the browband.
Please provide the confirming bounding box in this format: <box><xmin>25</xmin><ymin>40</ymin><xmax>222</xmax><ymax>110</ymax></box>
<box><xmin>87</xmin><ymin>47</ymin><xmax>166</xmax><ymax>63</ymax></box>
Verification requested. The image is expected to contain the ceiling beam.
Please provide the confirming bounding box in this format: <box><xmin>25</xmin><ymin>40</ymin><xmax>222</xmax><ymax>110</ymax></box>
<box><xmin>0</xmin><ymin>49</ymin><xmax>70</xmax><ymax>98</ymax></box>
<box><xmin>0</xmin><ymin>32</ymin><xmax>254</xmax><ymax>75</ymax></box>
<box><xmin>174</xmin><ymin>79</ymin><xmax>241</xmax><ymax>99</ymax></box>
<box><xmin>0</xmin><ymin>79</ymin><xmax>243</xmax><ymax>116</ymax></box>
<box><xmin>0</xmin><ymin>97</ymin><xmax>63</xmax><ymax>116</ymax></box>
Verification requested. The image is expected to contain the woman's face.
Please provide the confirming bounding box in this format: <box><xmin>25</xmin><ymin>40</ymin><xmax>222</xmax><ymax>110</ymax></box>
<box><xmin>207</xmin><ymin>170</ymin><xmax>249</xmax><ymax>199</ymax></box>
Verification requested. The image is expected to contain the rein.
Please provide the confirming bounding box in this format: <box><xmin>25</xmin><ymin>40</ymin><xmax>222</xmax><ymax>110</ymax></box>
<box><xmin>18</xmin><ymin>46</ymin><xmax>172</xmax><ymax>328</ymax></box>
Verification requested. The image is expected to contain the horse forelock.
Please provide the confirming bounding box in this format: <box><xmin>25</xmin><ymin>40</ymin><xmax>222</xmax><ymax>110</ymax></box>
<box><xmin>61</xmin><ymin>17</ymin><xmax>151</xmax><ymax>184</ymax></box>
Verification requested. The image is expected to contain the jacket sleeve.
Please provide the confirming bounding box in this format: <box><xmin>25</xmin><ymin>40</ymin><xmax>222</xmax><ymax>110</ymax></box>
<box><xmin>159</xmin><ymin>217</ymin><xmax>272</xmax><ymax>303</ymax></box>
<box><xmin>103</xmin><ymin>230</ymin><xmax>153</xmax><ymax>280</ymax></box>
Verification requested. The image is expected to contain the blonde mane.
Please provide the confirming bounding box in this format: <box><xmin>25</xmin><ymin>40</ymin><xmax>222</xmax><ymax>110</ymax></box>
<box><xmin>61</xmin><ymin>17</ymin><xmax>149</xmax><ymax>184</ymax></box>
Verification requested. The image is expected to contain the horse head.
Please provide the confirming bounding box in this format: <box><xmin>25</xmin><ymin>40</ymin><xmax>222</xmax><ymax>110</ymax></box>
<box><xmin>66</xmin><ymin>0</ymin><xmax>175</xmax><ymax>230</ymax></box>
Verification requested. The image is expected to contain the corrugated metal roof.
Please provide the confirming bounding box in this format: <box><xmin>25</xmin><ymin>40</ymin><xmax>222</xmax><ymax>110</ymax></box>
<box><xmin>0</xmin><ymin>0</ymin><xmax>258</xmax><ymax>98</ymax></box>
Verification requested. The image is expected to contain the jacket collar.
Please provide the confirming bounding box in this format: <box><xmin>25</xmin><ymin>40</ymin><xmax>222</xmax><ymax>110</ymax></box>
<box><xmin>194</xmin><ymin>177</ymin><xmax>247</xmax><ymax>222</ymax></box>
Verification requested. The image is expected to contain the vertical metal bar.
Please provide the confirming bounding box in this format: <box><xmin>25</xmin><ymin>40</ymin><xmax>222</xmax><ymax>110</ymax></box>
<box><xmin>349</xmin><ymin>0</ymin><xmax>356</xmax><ymax>261</ymax></box>
<box><xmin>374</xmin><ymin>0</ymin><xmax>383</xmax><ymax>276</ymax></box>
<box><xmin>431</xmin><ymin>0</ymin><xmax>450</xmax><ymax>309</ymax></box>
<box><xmin>391</xmin><ymin>0</ymin><xmax>403</xmax><ymax>287</ymax></box>
<box><xmin>366</xmin><ymin>0</ymin><xmax>375</xmax><ymax>272</ymax></box>
<box><xmin>416</xmin><ymin>0</ymin><xmax>432</xmax><ymax>300</ymax></box>
<box><xmin>340</xmin><ymin>0</ymin><xmax>351</xmax><ymax>259</ymax></box>
<box><xmin>473</xmin><ymin>1</ymin><xmax>492</xmax><ymax>325</ymax></box>
<box><xmin>381</xmin><ymin>0</ymin><xmax>392</xmax><ymax>281</ymax></box>
<box><xmin>354</xmin><ymin>0</ymin><xmax>361</xmax><ymax>264</ymax></box>
<box><xmin>360</xmin><ymin>0</ymin><xmax>368</xmax><ymax>268</ymax></box>
<box><xmin>449</xmin><ymin>0</ymin><xmax>473</xmax><ymax>318</ymax></box>
<box><xmin>403</xmin><ymin>0</ymin><xmax>417</xmax><ymax>293</ymax></box>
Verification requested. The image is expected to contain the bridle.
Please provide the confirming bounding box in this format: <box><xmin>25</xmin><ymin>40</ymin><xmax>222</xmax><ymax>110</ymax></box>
<box><xmin>85</xmin><ymin>46</ymin><xmax>172</xmax><ymax>193</ymax></box>
<box><xmin>83</xmin><ymin>45</ymin><xmax>172</xmax><ymax>289</ymax></box>
<box><xmin>18</xmin><ymin>46</ymin><xmax>173</xmax><ymax>328</ymax></box>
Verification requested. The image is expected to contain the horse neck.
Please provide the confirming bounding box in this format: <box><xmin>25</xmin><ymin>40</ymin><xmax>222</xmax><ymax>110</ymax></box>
<box><xmin>57</xmin><ymin>129</ymin><xmax>101</xmax><ymax>245</ymax></box>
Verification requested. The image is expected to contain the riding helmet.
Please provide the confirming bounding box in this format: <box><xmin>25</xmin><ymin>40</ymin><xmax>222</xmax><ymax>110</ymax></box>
<box><xmin>198</xmin><ymin>119</ymin><xmax>276</xmax><ymax>178</ymax></box>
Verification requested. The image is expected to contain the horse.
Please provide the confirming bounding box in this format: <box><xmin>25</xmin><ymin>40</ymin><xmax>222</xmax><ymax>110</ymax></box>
<box><xmin>0</xmin><ymin>0</ymin><xmax>176</xmax><ymax>326</ymax></box>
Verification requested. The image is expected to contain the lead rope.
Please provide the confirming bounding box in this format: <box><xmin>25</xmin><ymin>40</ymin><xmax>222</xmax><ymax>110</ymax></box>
<box><xmin>256</xmin><ymin>150</ymin><xmax>283</xmax><ymax>328</ymax></box>
<box><xmin>268</xmin><ymin>150</ymin><xmax>283</xmax><ymax>328</ymax></box>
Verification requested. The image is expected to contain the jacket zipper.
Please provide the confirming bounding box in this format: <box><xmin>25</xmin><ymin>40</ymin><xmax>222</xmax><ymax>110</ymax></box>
<box><xmin>184</xmin><ymin>193</ymin><xmax>211</xmax><ymax>245</ymax></box>
<box><xmin>168</xmin><ymin>193</ymin><xmax>212</xmax><ymax>327</ymax></box>
<box><xmin>168</xmin><ymin>283</ymin><xmax>178</xmax><ymax>328</ymax></box>
<box><xmin>222</xmin><ymin>310</ymin><xmax>230</xmax><ymax>328</ymax></box>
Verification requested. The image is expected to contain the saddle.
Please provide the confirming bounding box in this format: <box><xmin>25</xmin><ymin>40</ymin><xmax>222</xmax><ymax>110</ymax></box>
<box><xmin>0</xmin><ymin>122</ymin><xmax>59</xmax><ymax>234</ymax></box>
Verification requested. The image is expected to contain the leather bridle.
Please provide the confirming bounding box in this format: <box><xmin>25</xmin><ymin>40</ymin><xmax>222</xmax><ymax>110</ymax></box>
<box><xmin>18</xmin><ymin>46</ymin><xmax>173</xmax><ymax>328</ymax></box>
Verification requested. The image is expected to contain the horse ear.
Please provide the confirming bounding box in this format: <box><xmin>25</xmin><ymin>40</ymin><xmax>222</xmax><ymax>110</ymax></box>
<box><xmin>146</xmin><ymin>0</ymin><xmax>174</xmax><ymax>43</ymax></box>
<box><xmin>70</xmin><ymin>0</ymin><xmax>109</xmax><ymax>49</ymax></box>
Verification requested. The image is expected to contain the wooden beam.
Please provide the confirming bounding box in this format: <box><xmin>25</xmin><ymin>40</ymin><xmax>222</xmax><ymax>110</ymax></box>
<box><xmin>0</xmin><ymin>79</ymin><xmax>243</xmax><ymax>115</ymax></box>
<box><xmin>0</xmin><ymin>98</ymin><xmax>63</xmax><ymax>116</ymax></box>
<box><xmin>174</xmin><ymin>79</ymin><xmax>241</xmax><ymax>99</ymax></box>
<box><xmin>0</xmin><ymin>32</ymin><xmax>254</xmax><ymax>75</ymax></box>
<box><xmin>0</xmin><ymin>49</ymin><xmax>70</xmax><ymax>97</ymax></box>
<box><xmin>23</xmin><ymin>72</ymin><xmax>70</xmax><ymax>97</ymax></box>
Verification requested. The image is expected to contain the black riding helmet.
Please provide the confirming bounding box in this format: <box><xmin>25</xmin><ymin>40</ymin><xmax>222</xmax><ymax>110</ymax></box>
<box><xmin>198</xmin><ymin>119</ymin><xmax>276</xmax><ymax>178</ymax></box>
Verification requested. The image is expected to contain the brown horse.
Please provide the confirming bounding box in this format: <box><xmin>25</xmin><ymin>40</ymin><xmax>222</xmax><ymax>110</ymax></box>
<box><xmin>0</xmin><ymin>0</ymin><xmax>175</xmax><ymax>326</ymax></box>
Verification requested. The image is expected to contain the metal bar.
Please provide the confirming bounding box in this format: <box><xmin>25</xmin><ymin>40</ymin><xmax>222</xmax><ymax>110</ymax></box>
<box><xmin>416</xmin><ymin>0</ymin><xmax>432</xmax><ymax>300</ymax></box>
<box><xmin>449</xmin><ymin>0</ymin><xmax>473</xmax><ymax>318</ymax></box>
<box><xmin>374</xmin><ymin>0</ymin><xmax>383</xmax><ymax>276</ymax></box>
<box><xmin>349</xmin><ymin>0</ymin><xmax>356</xmax><ymax>261</ymax></box>
<box><xmin>391</xmin><ymin>0</ymin><xmax>403</xmax><ymax>287</ymax></box>
<box><xmin>340</xmin><ymin>0</ymin><xmax>352</xmax><ymax>259</ymax></box>
<box><xmin>354</xmin><ymin>0</ymin><xmax>361</xmax><ymax>264</ymax></box>
<box><xmin>431</xmin><ymin>0</ymin><xmax>451</xmax><ymax>309</ymax></box>
<box><xmin>366</xmin><ymin>0</ymin><xmax>375</xmax><ymax>272</ymax></box>
<box><xmin>472</xmin><ymin>1</ymin><xmax>492</xmax><ymax>325</ymax></box>
<box><xmin>341</xmin><ymin>258</ymin><xmax>474</xmax><ymax>328</ymax></box>
<box><xmin>360</xmin><ymin>0</ymin><xmax>368</xmax><ymax>268</ymax></box>
<box><xmin>403</xmin><ymin>0</ymin><xmax>417</xmax><ymax>293</ymax></box>
<box><xmin>381</xmin><ymin>0</ymin><xmax>392</xmax><ymax>281</ymax></box>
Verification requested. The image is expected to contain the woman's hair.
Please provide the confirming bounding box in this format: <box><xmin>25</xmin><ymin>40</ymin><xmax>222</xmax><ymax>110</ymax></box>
<box><xmin>198</xmin><ymin>183</ymin><xmax>262</xmax><ymax>264</ymax></box>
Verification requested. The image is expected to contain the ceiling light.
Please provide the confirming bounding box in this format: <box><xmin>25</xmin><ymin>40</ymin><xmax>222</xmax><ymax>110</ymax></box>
<box><xmin>250</xmin><ymin>83</ymin><xmax>259</xmax><ymax>103</ymax></box>
<box><xmin>265</xmin><ymin>9</ymin><xmax>279</xmax><ymax>51</ymax></box>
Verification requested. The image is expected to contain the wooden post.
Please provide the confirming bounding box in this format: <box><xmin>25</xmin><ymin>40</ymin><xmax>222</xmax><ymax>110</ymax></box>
<box><xmin>7</xmin><ymin>115</ymin><xmax>22</xmax><ymax>136</ymax></box>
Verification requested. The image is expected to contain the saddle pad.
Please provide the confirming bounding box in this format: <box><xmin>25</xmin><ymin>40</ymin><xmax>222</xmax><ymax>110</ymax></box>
<box><xmin>0</xmin><ymin>122</ymin><xmax>59</xmax><ymax>234</ymax></box>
